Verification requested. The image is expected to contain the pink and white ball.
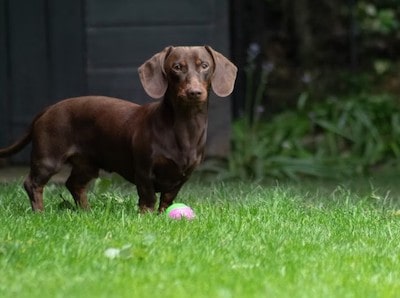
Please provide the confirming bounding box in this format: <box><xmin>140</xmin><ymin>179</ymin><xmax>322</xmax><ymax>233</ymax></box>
<box><xmin>166</xmin><ymin>203</ymin><xmax>195</xmax><ymax>220</ymax></box>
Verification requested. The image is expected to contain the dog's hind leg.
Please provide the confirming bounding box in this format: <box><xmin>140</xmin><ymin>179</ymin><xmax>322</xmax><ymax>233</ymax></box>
<box><xmin>65</xmin><ymin>163</ymin><xmax>99</xmax><ymax>210</ymax></box>
<box><xmin>24</xmin><ymin>160</ymin><xmax>61</xmax><ymax>211</ymax></box>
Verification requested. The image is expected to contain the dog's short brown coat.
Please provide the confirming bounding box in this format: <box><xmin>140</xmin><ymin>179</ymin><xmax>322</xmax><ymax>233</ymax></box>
<box><xmin>0</xmin><ymin>46</ymin><xmax>237</xmax><ymax>212</ymax></box>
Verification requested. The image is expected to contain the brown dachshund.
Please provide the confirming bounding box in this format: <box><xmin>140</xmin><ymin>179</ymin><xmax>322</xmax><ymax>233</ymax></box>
<box><xmin>0</xmin><ymin>46</ymin><xmax>237</xmax><ymax>212</ymax></box>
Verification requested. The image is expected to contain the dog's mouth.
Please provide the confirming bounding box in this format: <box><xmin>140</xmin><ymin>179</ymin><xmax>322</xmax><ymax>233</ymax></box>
<box><xmin>176</xmin><ymin>95</ymin><xmax>208</xmax><ymax>109</ymax></box>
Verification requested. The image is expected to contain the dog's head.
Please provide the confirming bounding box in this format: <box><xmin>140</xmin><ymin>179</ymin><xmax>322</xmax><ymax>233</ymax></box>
<box><xmin>138</xmin><ymin>46</ymin><xmax>237</xmax><ymax>103</ymax></box>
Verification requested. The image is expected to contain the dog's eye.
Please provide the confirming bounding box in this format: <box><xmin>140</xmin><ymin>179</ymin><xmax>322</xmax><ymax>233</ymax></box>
<box><xmin>173</xmin><ymin>64</ymin><xmax>182</xmax><ymax>71</ymax></box>
<box><xmin>201</xmin><ymin>62</ymin><xmax>209</xmax><ymax>70</ymax></box>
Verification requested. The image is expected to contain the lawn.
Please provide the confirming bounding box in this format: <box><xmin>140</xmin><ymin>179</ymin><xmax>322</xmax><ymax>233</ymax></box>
<box><xmin>0</xmin><ymin>175</ymin><xmax>400</xmax><ymax>298</ymax></box>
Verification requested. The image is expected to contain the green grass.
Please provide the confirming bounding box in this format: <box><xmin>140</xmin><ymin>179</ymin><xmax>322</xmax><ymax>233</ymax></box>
<box><xmin>1</xmin><ymin>176</ymin><xmax>400</xmax><ymax>298</ymax></box>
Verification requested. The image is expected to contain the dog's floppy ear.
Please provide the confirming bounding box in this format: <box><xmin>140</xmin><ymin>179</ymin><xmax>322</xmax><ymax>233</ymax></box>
<box><xmin>138</xmin><ymin>46</ymin><xmax>173</xmax><ymax>99</ymax></box>
<box><xmin>205</xmin><ymin>46</ymin><xmax>238</xmax><ymax>97</ymax></box>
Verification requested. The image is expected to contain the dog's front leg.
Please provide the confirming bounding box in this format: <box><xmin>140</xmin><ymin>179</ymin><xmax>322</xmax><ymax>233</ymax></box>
<box><xmin>136</xmin><ymin>177</ymin><xmax>157</xmax><ymax>213</ymax></box>
<box><xmin>158</xmin><ymin>183</ymin><xmax>184</xmax><ymax>213</ymax></box>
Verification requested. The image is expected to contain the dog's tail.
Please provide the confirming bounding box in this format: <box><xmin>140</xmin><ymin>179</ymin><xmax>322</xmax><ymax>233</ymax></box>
<box><xmin>0</xmin><ymin>108</ymin><xmax>48</xmax><ymax>158</ymax></box>
<box><xmin>0</xmin><ymin>129</ymin><xmax>32</xmax><ymax>157</ymax></box>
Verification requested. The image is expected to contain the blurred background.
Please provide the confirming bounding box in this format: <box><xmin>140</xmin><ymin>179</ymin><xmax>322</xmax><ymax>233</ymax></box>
<box><xmin>0</xmin><ymin>0</ymin><xmax>399</xmax><ymax>181</ymax></box>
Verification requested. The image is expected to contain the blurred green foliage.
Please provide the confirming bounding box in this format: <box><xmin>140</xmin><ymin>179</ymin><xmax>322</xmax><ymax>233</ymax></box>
<box><xmin>357</xmin><ymin>1</ymin><xmax>399</xmax><ymax>35</ymax></box>
<box><xmin>222</xmin><ymin>93</ymin><xmax>400</xmax><ymax>181</ymax></box>
<box><xmin>219</xmin><ymin>0</ymin><xmax>400</xmax><ymax>181</ymax></box>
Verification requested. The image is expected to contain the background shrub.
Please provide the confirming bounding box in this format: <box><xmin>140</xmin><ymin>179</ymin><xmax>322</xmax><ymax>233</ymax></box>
<box><xmin>207</xmin><ymin>93</ymin><xmax>400</xmax><ymax>181</ymax></box>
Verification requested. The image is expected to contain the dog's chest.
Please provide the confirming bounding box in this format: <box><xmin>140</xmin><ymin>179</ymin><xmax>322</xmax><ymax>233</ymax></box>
<box><xmin>152</xmin><ymin>149</ymin><xmax>202</xmax><ymax>190</ymax></box>
<box><xmin>149</xmin><ymin>118</ymin><xmax>207</xmax><ymax>191</ymax></box>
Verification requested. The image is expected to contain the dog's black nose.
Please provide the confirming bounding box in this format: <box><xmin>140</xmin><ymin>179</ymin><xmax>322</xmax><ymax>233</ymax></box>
<box><xmin>187</xmin><ymin>88</ymin><xmax>203</xmax><ymax>98</ymax></box>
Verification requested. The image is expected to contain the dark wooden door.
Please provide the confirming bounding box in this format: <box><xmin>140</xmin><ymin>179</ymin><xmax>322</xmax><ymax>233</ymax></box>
<box><xmin>0</xmin><ymin>0</ymin><xmax>232</xmax><ymax>163</ymax></box>
<box><xmin>0</xmin><ymin>0</ymin><xmax>85</xmax><ymax>162</ymax></box>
